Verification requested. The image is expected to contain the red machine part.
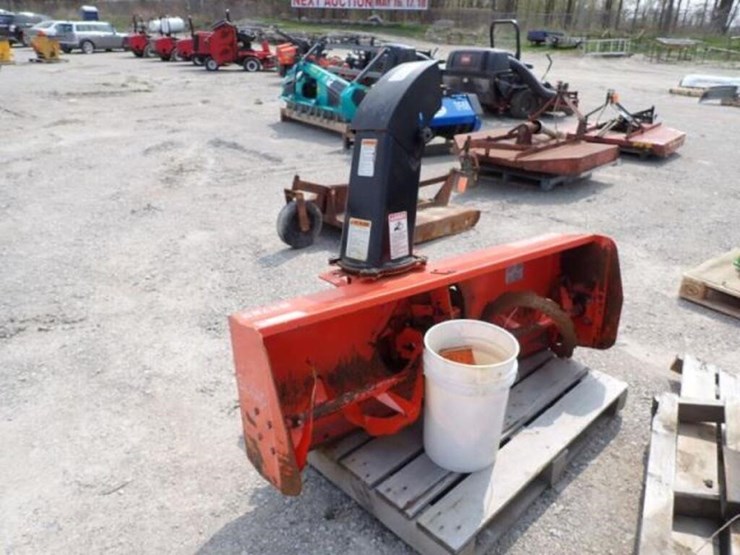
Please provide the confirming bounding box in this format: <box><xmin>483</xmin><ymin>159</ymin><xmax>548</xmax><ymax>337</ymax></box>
<box><xmin>127</xmin><ymin>33</ymin><xmax>150</xmax><ymax>57</ymax></box>
<box><xmin>153</xmin><ymin>35</ymin><xmax>178</xmax><ymax>61</ymax></box>
<box><xmin>175</xmin><ymin>37</ymin><xmax>194</xmax><ymax>60</ymax></box>
<box><xmin>229</xmin><ymin>233</ymin><xmax>622</xmax><ymax>495</ymax></box>
<box><xmin>203</xmin><ymin>22</ymin><xmax>275</xmax><ymax>71</ymax></box>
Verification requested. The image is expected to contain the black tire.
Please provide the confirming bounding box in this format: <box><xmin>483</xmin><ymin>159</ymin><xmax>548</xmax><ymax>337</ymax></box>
<box><xmin>62</xmin><ymin>46</ymin><xmax>73</xmax><ymax>54</ymax></box>
<box><xmin>276</xmin><ymin>202</ymin><xmax>323</xmax><ymax>249</ymax></box>
<box><xmin>192</xmin><ymin>55</ymin><xmax>204</xmax><ymax>66</ymax></box>
<box><xmin>80</xmin><ymin>40</ymin><xmax>95</xmax><ymax>55</ymax></box>
<box><xmin>170</xmin><ymin>49</ymin><xmax>181</xmax><ymax>62</ymax></box>
<box><xmin>243</xmin><ymin>56</ymin><xmax>262</xmax><ymax>72</ymax></box>
<box><xmin>509</xmin><ymin>89</ymin><xmax>541</xmax><ymax>119</ymax></box>
<box><xmin>143</xmin><ymin>44</ymin><xmax>154</xmax><ymax>58</ymax></box>
<box><xmin>204</xmin><ymin>57</ymin><xmax>219</xmax><ymax>71</ymax></box>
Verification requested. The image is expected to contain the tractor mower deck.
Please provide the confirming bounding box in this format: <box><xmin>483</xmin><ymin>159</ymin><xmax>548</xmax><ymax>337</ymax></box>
<box><xmin>559</xmin><ymin>92</ymin><xmax>687</xmax><ymax>158</ymax></box>
<box><xmin>278</xmin><ymin>170</ymin><xmax>479</xmax><ymax>248</ymax></box>
<box><xmin>454</xmin><ymin>122</ymin><xmax>619</xmax><ymax>190</ymax></box>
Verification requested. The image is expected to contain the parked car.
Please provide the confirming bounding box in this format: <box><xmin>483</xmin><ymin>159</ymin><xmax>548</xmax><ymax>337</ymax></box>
<box><xmin>33</xmin><ymin>21</ymin><xmax>127</xmax><ymax>53</ymax></box>
<box><xmin>0</xmin><ymin>11</ymin><xmax>51</xmax><ymax>45</ymax></box>
<box><xmin>24</xmin><ymin>19</ymin><xmax>61</xmax><ymax>44</ymax></box>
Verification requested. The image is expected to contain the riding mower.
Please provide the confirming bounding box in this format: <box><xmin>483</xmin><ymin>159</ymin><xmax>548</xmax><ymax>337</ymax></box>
<box><xmin>443</xmin><ymin>19</ymin><xmax>577</xmax><ymax>118</ymax></box>
<box><xmin>124</xmin><ymin>16</ymin><xmax>152</xmax><ymax>58</ymax></box>
<box><xmin>201</xmin><ymin>15</ymin><xmax>275</xmax><ymax>72</ymax></box>
<box><xmin>152</xmin><ymin>16</ymin><xmax>180</xmax><ymax>61</ymax></box>
<box><xmin>230</xmin><ymin>60</ymin><xmax>623</xmax><ymax>495</ymax></box>
<box><xmin>281</xmin><ymin>40</ymin><xmax>482</xmax><ymax>148</ymax></box>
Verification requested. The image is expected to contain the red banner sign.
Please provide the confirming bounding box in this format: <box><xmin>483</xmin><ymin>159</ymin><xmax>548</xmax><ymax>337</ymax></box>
<box><xmin>291</xmin><ymin>0</ymin><xmax>429</xmax><ymax>9</ymax></box>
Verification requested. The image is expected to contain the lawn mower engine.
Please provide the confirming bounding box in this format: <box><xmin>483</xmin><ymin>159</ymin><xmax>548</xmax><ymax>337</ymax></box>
<box><xmin>231</xmin><ymin>60</ymin><xmax>623</xmax><ymax>495</ymax></box>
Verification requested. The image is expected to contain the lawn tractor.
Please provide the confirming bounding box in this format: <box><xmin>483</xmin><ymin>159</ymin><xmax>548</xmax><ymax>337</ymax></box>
<box><xmin>443</xmin><ymin>19</ymin><xmax>577</xmax><ymax>118</ymax></box>
<box><xmin>281</xmin><ymin>41</ymin><xmax>482</xmax><ymax>148</ymax></box>
<box><xmin>229</xmin><ymin>60</ymin><xmax>623</xmax><ymax>495</ymax></box>
<box><xmin>124</xmin><ymin>16</ymin><xmax>152</xmax><ymax>58</ymax></box>
<box><xmin>190</xmin><ymin>12</ymin><xmax>230</xmax><ymax>66</ymax></box>
<box><xmin>152</xmin><ymin>16</ymin><xmax>180</xmax><ymax>61</ymax></box>
<box><xmin>201</xmin><ymin>16</ymin><xmax>275</xmax><ymax>72</ymax></box>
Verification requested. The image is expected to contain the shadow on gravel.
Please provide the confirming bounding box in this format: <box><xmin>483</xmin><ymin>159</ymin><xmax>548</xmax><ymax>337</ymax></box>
<box><xmin>258</xmin><ymin>229</ymin><xmax>342</xmax><ymax>269</ymax></box>
<box><xmin>468</xmin><ymin>175</ymin><xmax>614</xmax><ymax>206</ymax></box>
<box><xmin>267</xmin><ymin>121</ymin><xmax>351</xmax><ymax>153</ymax></box>
<box><xmin>197</xmin><ymin>466</ymin><xmax>412</xmax><ymax>555</ymax></box>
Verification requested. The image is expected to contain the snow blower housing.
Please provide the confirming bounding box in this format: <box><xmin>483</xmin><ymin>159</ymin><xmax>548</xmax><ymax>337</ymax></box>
<box><xmin>230</xmin><ymin>61</ymin><xmax>623</xmax><ymax>495</ymax></box>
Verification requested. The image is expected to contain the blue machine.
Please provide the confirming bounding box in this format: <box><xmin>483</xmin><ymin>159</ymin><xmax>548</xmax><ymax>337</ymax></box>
<box><xmin>281</xmin><ymin>41</ymin><xmax>482</xmax><ymax>145</ymax></box>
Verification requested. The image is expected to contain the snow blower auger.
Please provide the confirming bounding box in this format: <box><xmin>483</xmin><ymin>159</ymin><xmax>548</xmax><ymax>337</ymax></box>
<box><xmin>277</xmin><ymin>169</ymin><xmax>479</xmax><ymax>248</ymax></box>
<box><xmin>280</xmin><ymin>40</ymin><xmax>482</xmax><ymax>150</ymax></box>
<box><xmin>229</xmin><ymin>60</ymin><xmax>624</xmax><ymax>495</ymax></box>
<box><xmin>561</xmin><ymin>90</ymin><xmax>686</xmax><ymax>158</ymax></box>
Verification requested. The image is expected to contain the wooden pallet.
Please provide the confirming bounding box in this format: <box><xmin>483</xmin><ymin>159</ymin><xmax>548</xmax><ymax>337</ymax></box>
<box><xmin>476</xmin><ymin>164</ymin><xmax>593</xmax><ymax>191</ymax></box>
<box><xmin>308</xmin><ymin>351</ymin><xmax>628</xmax><ymax>555</ymax></box>
<box><xmin>280</xmin><ymin>106</ymin><xmax>352</xmax><ymax>147</ymax></box>
<box><xmin>679</xmin><ymin>249</ymin><xmax>740</xmax><ymax>319</ymax></box>
<box><xmin>638</xmin><ymin>355</ymin><xmax>740</xmax><ymax>554</ymax></box>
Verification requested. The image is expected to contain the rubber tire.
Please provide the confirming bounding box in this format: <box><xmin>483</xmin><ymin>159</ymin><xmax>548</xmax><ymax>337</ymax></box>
<box><xmin>276</xmin><ymin>202</ymin><xmax>323</xmax><ymax>249</ymax></box>
<box><xmin>80</xmin><ymin>40</ymin><xmax>95</xmax><ymax>55</ymax></box>
<box><xmin>509</xmin><ymin>89</ymin><xmax>540</xmax><ymax>119</ymax></box>
<box><xmin>243</xmin><ymin>57</ymin><xmax>262</xmax><ymax>72</ymax></box>
<box><xmin>204</xmin><ymin>57</ymin><xmax>219</xmax><ymax>71</ymax></box>
<box><xmin>192</xmin><ymin>55</ymin><xmax>204</xmax><ymax>66</ymax></box>
<box><xmin>62</xmin><ymin>46</ymin><xmax>73</xmax><ymax>54</ymax></box>
<box><xmin>170</xmin><ymin>49</ymin><xmax>181</xmax><ymax>62</ymax></box>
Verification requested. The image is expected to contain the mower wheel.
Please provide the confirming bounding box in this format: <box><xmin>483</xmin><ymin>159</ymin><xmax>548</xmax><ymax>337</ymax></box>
<box><xmin>277</xmin><ymin>201</ymin><xmax>323</xmax><ymax>249</ymax></box>
<box><xmin>192</xmin><ymin>56</ymin><xmax>204</xmax><ymax>66</ymax></box>
<box><xmin>243</xmin><ymin>57</ymin><xmax>262</xmax><ymax>72</ymax></box>
<box><xmin>509</xmin><ymin>89</ymin><xmax>540</xmax><ymax>119</ymax></box>
<box><xmin>80</xmin><ymin>40</ymin><xmax>95</xmax><ymax>55</ymax></box>
<box><xmin>143</xmin><ymin>44</ymin><xmax>153</xmax><ymax>58</ymax></box>
<box><xmin>170</xmin><ymin>49</ymin><xmax>181</xmax><ymax>62</ymax></box>
<box><xmin>62</xmin><ymin>46</ymin><xmax>73</xmax><ymax>54</ymax></box>
<box><xmin>205</xmin><ymin>57</ymin><xmax>219</xmax><ymax>71</ymax></box>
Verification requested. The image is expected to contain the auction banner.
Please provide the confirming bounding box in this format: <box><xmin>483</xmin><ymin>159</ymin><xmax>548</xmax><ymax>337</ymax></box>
<box><xmin>291</xmin><ymin>0</ymin><xmax>429</xmax><ymax>9</ymax></box>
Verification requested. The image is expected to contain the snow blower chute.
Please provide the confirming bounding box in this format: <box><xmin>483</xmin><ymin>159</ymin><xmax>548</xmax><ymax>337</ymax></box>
<box><xmin>229</xmin><ymin>60</ymin><xmax>623</xmax><ymax>495</ymax></box>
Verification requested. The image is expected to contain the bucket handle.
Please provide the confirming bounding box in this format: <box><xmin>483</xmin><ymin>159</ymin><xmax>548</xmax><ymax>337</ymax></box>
<box><xmin>341</xmin><ymin>329</ymin><xmax>424</xmax><ymax>436</ymax></box>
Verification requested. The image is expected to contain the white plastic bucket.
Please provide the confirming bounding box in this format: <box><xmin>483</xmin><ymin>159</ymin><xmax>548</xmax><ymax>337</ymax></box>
<box><xmin>423</xmin><ymin>319</ymin><xmax>520</xmax><ymax>473</ymax></box>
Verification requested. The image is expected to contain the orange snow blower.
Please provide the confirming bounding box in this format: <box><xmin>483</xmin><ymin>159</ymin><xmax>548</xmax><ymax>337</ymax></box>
<box><xmin>229</xmin><ymin>61</ymin><xmax>623</xmax><ymax>495</ymax></box>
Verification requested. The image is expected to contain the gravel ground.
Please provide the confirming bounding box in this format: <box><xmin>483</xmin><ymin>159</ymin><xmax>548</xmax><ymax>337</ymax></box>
<box><xmin>1</xmin><ymin>42</ymin><xmax>739</xmax><ymax>555</ymax></box>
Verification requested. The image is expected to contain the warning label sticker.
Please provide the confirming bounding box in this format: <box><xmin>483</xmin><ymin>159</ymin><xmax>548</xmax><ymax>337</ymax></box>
<box><xmin>345</xmin><ymin>217</ymin><xmax>372</xmax><ymax>261</ymax></box>
<box><xmin>357</xmin><ymin>139</ymin><xmax>377</xmax><ymax>178</ymax></box>
<box><xmin>388</xmin><ymin>211</ymin><xmax>409</xmax><ymax>260</ymax></box>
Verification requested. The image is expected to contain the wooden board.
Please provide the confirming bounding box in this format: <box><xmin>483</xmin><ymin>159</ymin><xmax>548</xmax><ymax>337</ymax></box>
<box><xmin>638</xmin><ymin>355</ymin><xmax>740</xmax><ymax>555</ymax></box>
<box><xmin>679</xmin><ymin>249</ymin><xmax>740</xmax><ymax>319</ymax></box>
<box><xmin>309</xmin><ymin>357</ymin><xmax>627</xmax><ymax>555</ymax></box>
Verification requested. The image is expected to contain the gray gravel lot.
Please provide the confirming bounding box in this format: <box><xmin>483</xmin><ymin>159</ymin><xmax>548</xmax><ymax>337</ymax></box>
<box><xmin>1</xmin><ymin>43</ymin><xmax>739</xmax><ymax>554</ymax></box>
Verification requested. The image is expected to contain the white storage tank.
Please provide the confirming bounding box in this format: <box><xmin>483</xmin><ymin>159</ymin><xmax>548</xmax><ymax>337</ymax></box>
<box><xmin>148</xmin><ymin>17</ymin><xmax>185</xmax><ymax>35</ymax></box>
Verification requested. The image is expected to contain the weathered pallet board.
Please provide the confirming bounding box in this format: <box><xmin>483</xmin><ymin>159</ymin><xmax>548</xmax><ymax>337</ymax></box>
<box><xmin>638</xmin><ymin>355</ymin><xmax>740</xmax><ymax>554</ymax></box>
<box><xmin>679</xmin><ymin>249</ymin><xmax>740</xmax><ymax>319</ymax></box>
<box><xmin>309</xmin><ymin>354</ymin><xmax>628</xmax><ymax>554</ymax></box>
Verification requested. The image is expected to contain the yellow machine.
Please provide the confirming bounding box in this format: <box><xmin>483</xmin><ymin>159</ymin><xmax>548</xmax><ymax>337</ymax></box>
<box><xmin>31</xmin><ymin>34</ymin><xmax>63</xmax><ymax>63</ymax></box>
<box><xmin>0</xmin><ymin>39</ymin><xmax>14</xmax><ymax>64</ymax></box>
